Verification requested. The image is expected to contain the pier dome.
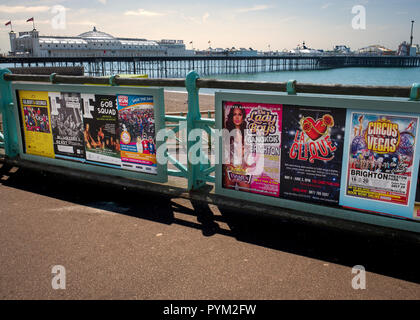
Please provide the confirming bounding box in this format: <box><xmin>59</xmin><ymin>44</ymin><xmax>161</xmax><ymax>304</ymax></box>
<box><xmin>78</xmin><ymin>27</ymin><xmax>115</xmax><ymax>40</ymax></box>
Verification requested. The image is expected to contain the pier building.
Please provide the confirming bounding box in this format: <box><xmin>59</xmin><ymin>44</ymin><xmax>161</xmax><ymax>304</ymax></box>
<box><xmin>8</xmin><ymin>27</ymin><xmax>193</xmax><ymax>58</ymax></box>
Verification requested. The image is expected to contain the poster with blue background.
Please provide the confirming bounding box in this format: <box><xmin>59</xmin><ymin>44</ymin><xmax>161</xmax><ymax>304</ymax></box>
<box><xmin>340</xmin><ymin>110</ymin><xmax>420</xmax><ymax>219</ymax></box>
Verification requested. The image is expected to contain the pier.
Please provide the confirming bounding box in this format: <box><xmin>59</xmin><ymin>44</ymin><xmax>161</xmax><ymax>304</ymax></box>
<box><xmin>1</xmin><ymin>55</ymin><xmax>419</xmax><ymax>77</ymax></box>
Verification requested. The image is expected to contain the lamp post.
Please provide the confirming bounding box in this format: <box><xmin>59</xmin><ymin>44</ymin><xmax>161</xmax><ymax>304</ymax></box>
<box><xmin>410</xmin><ymin>20</ymin><xmax>415</xmax><ymax>47</ymax></box>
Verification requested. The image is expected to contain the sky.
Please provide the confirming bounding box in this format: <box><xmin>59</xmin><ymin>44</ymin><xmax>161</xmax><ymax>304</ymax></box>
<box><xmin>0</xmin><ymin>0</ymin><xmax>419</xmax><ymax>54</ymax></box>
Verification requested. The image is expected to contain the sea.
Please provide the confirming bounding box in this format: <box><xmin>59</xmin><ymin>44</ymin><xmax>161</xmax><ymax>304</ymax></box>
<box><xmin>192</xmin><ymin>67</ymin><xmax>420</xmax><ymax>95</ymax></box>
<box><xmin>1</xmin><ymin>62</ymin><xmax>419</xmax><ymax>95</ymax></box>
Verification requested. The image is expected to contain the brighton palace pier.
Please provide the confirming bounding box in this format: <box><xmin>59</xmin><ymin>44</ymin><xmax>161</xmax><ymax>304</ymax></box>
<box><xmin>8</xmin><ymin>27</ymin><xmax>192</xmax><ymax>58</ymax></box>
<box><xmin>2</xmin><ymin>27</ymin><xmax>419</xmax><ymax>77</ymax></box>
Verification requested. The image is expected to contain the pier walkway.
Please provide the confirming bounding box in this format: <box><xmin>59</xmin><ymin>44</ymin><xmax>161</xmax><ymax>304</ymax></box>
<box><xmin>1</xmin><ymin>54</ymin><xmax>419</xmax><ymax>77</ymax></box>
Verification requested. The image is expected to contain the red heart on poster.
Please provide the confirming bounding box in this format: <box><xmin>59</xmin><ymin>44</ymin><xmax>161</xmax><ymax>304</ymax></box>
<box><xmin>302</xmin><ymin>117</ymin><xmax>327</xmax><ymax>141</ymax></box>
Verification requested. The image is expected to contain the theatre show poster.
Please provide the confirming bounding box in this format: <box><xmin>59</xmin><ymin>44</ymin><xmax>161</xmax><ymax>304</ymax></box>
<box><xmin>18</xmin><ymin>90</ymin><xmax>55</xmax><ymax>158</ymax></box>
<box><xmin>222</xmin><ymin>101</ymin><xmax>282</xmax><ymax>197</ymax></box>
<box><xmin>280</xmin><ymin>106</ymin><xmax>346</xmax><ymax>205</ymax></box>
<box><xmin>340</xmin><ymin>110</ymin><xmax>420</xmax><ymax>219</ymax></box>
<box><xmin>117</xmin><ymin>94</ymin><xmax>157</xmax><ymax>174</ymax></box>
<box><xmin>49</xmin><ymin>92</ymin><xmax>85</xmax><ymax>160</ymax></box>
<box><xmin>82</xmin><ymin>94</ymin><xmax>121</xmax><ymax>167</ymax></box>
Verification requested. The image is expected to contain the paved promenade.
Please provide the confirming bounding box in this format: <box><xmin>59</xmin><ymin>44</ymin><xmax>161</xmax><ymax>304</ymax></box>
<box><xmin>0</xmin><ymin>162</ymin><xmax>419</xmax><ymax>300</ymax></box>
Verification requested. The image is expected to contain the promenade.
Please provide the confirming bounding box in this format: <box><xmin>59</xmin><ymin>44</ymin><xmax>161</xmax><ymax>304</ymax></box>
<box><xmin>1</xmin><ymin>158</ymin><xmax>420</xmax><ymax>300</ymax></box>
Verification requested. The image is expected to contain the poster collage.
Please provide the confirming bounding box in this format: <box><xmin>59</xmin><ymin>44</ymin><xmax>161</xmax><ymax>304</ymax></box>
<box><xmin>18</xmin><ymin>90</ymin><xmax>158</xmax><ymax>175</ymax></box>
<box><xmin>222</xmin><ymin>101</ymin><xmax>420</xmax><ymax>221</ymax></box>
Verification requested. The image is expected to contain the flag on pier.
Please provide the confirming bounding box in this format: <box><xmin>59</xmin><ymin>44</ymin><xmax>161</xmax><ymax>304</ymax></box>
<box><xmin>5</xmin><ymin>21</ymin><xmax>11</xmax><ymax>26</ymax></box>
<box><xmin>26</xmin><ymin>17</ymin><xmax>34</xmax><ymax>22</ymax></box>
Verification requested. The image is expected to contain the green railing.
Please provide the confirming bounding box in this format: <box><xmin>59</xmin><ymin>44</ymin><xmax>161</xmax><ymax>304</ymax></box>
<box><xmin>1</xmin><ymin>67</ymin><xmax>420</xmax><ymax>235</ymax></box>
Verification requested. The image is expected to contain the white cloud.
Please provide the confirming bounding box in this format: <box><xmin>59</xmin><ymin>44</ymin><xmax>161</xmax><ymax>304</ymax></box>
<box><xmin>237</xmin><ymin>5</ymin><xmax>271</xmax><ymax>13</ymax></box>
<box><xmin>0</xmin><ymin>5</ymin><xmax>51</xmax><ymax>13</ymax></box>
<box><xmin>202</xmin><ymin>12</ymin><xmax>210</xmax><ymax>23</ymax></box>
<box><xmin>124</xmin><ymin>9</ymin><xmax>165</xmax><ymax>17</ymax></box>
<box><xmin>97</xmin><ymin>0</ymin><xmax>107</xmax><ymax>4</ymax></box>
<box><xmin>321</xmin><ymin>3</ymin><xmax>333</xmax><ymax>9</ymax></box>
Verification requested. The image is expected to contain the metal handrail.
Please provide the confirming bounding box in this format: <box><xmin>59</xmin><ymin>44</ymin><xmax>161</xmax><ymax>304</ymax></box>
<box><xmin>2</xmin><ymin>73</ymin><xmax>415</xmax><ymax>98</ymax></box>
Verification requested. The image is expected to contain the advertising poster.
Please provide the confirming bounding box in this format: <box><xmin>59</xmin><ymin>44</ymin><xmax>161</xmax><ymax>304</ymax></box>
<box><xmin>280</xmin><ymin>105</ymin><xmax>346</xmax><ymax>205</ymax></box>
<box><xmin>117</xmin><ymin>95</ymin><xmax>157</xmax><ymax>174</ymax></box>
<box><xmin>18</xmin><ymin>90</ymin><xmax>55</xmax><ymax>158</ymax></box>
<box><xmin>49</xmin><ymin>92</ymin><xmax>85</xmax><ymax>159</ymax></box>
<box><xmin>340</xmin><ymin>111</ymin><xmax>419</xmax><ymax>218</ymax></box>
<box><xmin>222</xmin><ymin>101</ymin><xmax>282</xmax><ymax>197</ymax></box>
<box><xmin>82</xmin><ymin>94</ymin><xmax>121</xmax><ymax>167</ymax></box>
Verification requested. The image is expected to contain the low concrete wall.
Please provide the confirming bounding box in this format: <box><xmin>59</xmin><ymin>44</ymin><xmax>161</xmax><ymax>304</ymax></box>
<box><xmin>8</xmin><ymin>66</ymin><xmax>84</xmax><ymax>76</ymax></box>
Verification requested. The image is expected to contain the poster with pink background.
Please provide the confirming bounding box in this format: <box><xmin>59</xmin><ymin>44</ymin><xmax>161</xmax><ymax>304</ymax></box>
<box><xmin>222</xmin><ymin>101</ymin><xmax>282</xmax><ymax>197</ymax></box>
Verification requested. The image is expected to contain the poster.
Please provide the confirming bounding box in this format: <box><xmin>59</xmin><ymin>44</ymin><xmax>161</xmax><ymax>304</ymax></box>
<box><xmin>340</xmin><ymin>110</ymin><xmax>419</xmax><ymax>218</ymax></box>
<box><xmin>280</xmin><ymin>105</ymin><xmax>346</xmax><ymax>205</ymax></box>
<box><xmin>49</xmin><ymin>92</ymin><xmax>85</xmax><ymax>159</ymax></box>
<box><xmin>18</xmin><ymin>90</ymin><xmax>55</xmax><ymax>158</ymax></box>
<box><xmin>82</xmin><ymin>94</ymin><xmax>121</xmax><ymax>166</ymax></box>
<box><xmin>117</xmin><ymin>94</ymin><xmax>157</xmax><ymax>174</ymax></box>
<box><xmin>222</xmin><ymin>101</ymin><xmax>282</xmax><ymax>197</ymax></box>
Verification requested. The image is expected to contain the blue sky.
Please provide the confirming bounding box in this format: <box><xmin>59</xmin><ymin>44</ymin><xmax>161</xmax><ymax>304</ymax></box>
<box><xmin>0</xmin><ymin>0</ymin><xmax>419</xmax><ymax>53</ymax></box>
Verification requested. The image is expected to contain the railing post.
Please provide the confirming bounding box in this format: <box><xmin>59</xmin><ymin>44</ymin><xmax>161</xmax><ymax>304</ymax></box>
<box><xmin>0</xmin><ymin>68</ymin><xmax>19</xmax><ymax>157</ymax></box>
<box><xmin>185</xmin><ymin>70</ymin><xmax>205</xmax><ymax>190</ymax></box>
<box><xmin>287</xmin><ymin>80</ymin><xmax>297</xmax><ymax>95</ymax></box>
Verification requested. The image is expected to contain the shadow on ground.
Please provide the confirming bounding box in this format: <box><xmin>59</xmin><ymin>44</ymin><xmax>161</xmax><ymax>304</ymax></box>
<box><xmin>1</xmin><ymin>163</ymin><xmax>419</xmax><ymax>285</ymax></box>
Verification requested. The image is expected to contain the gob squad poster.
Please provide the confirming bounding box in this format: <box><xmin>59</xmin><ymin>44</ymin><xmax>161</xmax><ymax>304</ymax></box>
<box><xmin>82</xmin><ymin>94</ymin><xmax>120</xmax><ymax>167</ymax></box>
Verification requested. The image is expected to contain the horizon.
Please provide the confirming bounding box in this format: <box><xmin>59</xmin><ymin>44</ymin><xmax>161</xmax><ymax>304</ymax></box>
<box><xmin>0</xmin><ymin>0</ymin><xmax>419</xmax><ymax>54</ymax></box>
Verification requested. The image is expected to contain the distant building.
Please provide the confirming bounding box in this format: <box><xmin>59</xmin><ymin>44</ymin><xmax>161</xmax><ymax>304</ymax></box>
<box><xmin>229</xmin><ymin>48</ymin><xmax>258</xmax><ymax>57</ymax></box>
<box><xmin>357</xmin><ymin>45</ymin><xmax>395</xmax><ymax>55</ymax></box>
<box><xmin>8</xmin><ymin>27</ymin><xmax>194</xmax><ymax>57</ymax></box>
<box><xmin>288</xmin><ymin>41</ymin><xmax>323</xmax><ymax>55</ymax></box>
<box><xmin>397</xmin><ymin>41</ymin><xmax>417</xmax><ymax>56</ymax></box>
<box><xmin>333</xmin><ymin>45</ymin><xmax>351</xmax><ymax>54</ymax></box>
<box><xmin>195</xmin><ymin>47</ymin><xmax>258</xmax><ymax>57</ymax></box>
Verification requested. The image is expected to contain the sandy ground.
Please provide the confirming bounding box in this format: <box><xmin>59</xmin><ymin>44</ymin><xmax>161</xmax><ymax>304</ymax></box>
<box><xmin>164</xmin><ymin>91</ymin><xmax>214</xmax><ymax>114</ymax></box>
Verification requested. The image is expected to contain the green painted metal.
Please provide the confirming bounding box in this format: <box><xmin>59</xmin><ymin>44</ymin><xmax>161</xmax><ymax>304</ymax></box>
<box><xmin>49</xmin><ymin>73</ymin><xmax>57</xmax><ymax>84</ymax></box>
<box><xmin>410</xmin><ymin>83</ymin><xmax>420</xmax><ymax>101</ymax></box>
<box><xmin>214</xmin><ymin>91</ymin><xmax>420</xmax><ymax>234</ymax></box>
<box><xmin>109</xmin><ymin>75</ymin><xmax>117</xmax><ymax>86</ymax></box>
<box><xmin>286</xmin><ymin>79</ymin><xmax>297</xmax><ymax>95</ymax></box>
<box><xmin>0</xmin><ymin>68</ymin><xmax>19</xmax><ymax>157</ymax></box>
<box><xmin>185</xmin><ymin>70</ymin><xmax>207</xmax><ymax>190</ymax></box>
<box><xmin>165</xmin><ymin>115</ymin><xmax>186</xmax><ymax>122</ymax></box>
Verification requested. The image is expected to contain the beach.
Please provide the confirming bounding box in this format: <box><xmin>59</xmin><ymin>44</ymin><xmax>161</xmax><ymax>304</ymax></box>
<box><xmin>164</xmin><ymin>91</ymin><xmax>214</xmax><ymax>114</ymax></box>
